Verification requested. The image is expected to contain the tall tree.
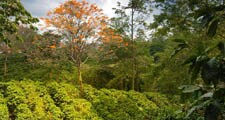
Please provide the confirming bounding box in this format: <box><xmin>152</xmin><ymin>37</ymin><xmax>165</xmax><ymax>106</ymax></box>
<box><xmin>42</xmin><ymin>0</ymin><xmax>108</xmax><ymax>94</ymax></box>
<box><xmin>0</xmin><ymin>0</ymin><xmax>38</xmax><ymax>77</ymax></box>
<box><xmin>112</xmin><ymin>0</ymin><xmax>151</xmax><ymax>90</ymax></box>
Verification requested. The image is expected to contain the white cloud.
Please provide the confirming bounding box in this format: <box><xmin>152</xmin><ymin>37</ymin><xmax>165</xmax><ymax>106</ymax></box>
<box><xmin>21</xmin><ymin>0</ymin><xmax>130</xmax><ymax>18</ymax></box>
<box><xmin>100</xmin><ymin>0</ymin><xmax>129</xmax><ymax>18</ymax></box>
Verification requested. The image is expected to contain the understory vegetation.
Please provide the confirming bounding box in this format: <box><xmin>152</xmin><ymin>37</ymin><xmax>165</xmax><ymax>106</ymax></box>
<box><xmin>0</xmin><ymin>80</ymin><xmax>182</xmax><ymax>120</ymax></box>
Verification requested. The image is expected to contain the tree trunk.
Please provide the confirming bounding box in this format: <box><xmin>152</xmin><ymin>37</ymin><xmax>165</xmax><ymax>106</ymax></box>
<box><xmin>131</xmin><ymin>7</ymin><xmax>135</xmax><ymax>90</ymax></box>
<box><xmin>77</xmin><ymin>65</ymin><xmax>84</xmax><ymax>96</ymax></box>
<box><xmin>4</xmin><ymin>55</ymin><xmax>8</xmax><ymax>78</ymax></box>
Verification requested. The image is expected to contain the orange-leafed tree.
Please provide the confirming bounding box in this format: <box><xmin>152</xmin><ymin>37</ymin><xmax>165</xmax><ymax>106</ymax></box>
<box><xmin>99</xmin><ymin>28</ymin><xmax>124</xmax><ymax>44</ymax></box>
<box><xmin>98</xmin><ymin>27</ymin><xmax>128</xmax><ymax>59</ymax></box>
<box><xmin>42</xmin><ymin>0</ymin><xmax>108</xmax><ymax>94</ymax></box>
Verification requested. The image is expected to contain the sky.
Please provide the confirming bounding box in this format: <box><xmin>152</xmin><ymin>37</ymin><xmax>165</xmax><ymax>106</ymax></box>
<box><xmin>21</xmin><ymin>0</ymin><xmax>129</xmax><ymax>18</ymax></box>
<box><xmin>20</xmin><ymin>0</ymin><xmax>157</xmax><ymax>36</ymax></box>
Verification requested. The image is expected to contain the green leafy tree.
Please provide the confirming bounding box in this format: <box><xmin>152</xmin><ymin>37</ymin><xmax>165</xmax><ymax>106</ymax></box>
<box><xmin>151</xmin><ymin>0</ymin><xmax>225</xmax><ymax>119</ymax></box>
<box><xmin>0</xmin><ymin>0</ymin><xmax>38</xmax><ymax>40</ymax></box>
<box><xmin>111</xmin><ymin>0</ymin><xmax>152</xmax><ymax>90</ymax></box>
<box><xmin>0</xmin><ymin>0</ymin><xmax>38</xmax><ymax>77</ymax></box>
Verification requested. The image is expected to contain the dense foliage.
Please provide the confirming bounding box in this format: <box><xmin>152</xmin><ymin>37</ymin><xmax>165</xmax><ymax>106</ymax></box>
<box><xmin>0</xmin><ymin>0</ymin><xmax>38</xmax><ymax>40</ymax></box>
<box><xmin>151</xmin><ymin>0</ymin><xmax>225</xmax><ymax>119</ymax></box>
<box><xmin>0</xmin><ymin>0</ymin><xmax>224</xmax><ymax>119</ymax></box>
<box><xmin>0</xmin><ymin>80</ymin><xmax>181</xmax><ymax>120</ymax></box>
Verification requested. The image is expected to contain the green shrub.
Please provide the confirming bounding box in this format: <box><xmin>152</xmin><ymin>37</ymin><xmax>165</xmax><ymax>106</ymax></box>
<box><xmin>42</xmin><ymin>95</ymin><xmax>63</xmax><ymax>119</ymax></box>
<box><xmin>46</xmin><ymin>82</ymin><xmax>73</xmax><ymax>119</ymax></box>
<box><xmin>5</xmin><ymin>82</ymin><xmax>29</xmax><ymax>119</ymax></box>
<box><xmin>47</xmin><ymin>82</ymin><xmax>101</xmax><ymax>119</ymax></box>
<box><xmin>60</xmin><ymin>83</ymin><xmax>80</xmax><ymax>99</ymax></box>
<box><xmin>144</xmin><ymin>92</ymin><xmax>170</xmax><ymax>107</ymax></box>
<box><xmin>125</xmin><ymin>91</ymin><xmax>158</xmax><ymax>119</ymax></box>
<box><xmin>72</xmin><ymin>99</ymin><xmax>102</xmax><ymax>120</ymax></box>
<box><xmin>15</xmin><ymin>104</ymin><xmax>34</xmax><ymax>120</ymax></box>
<box><xmin>18</xmin><ymin>80</ymin><xmax>46</xmax><ymax>119</ymax></box>
<box><xmin>36</xmin><ymin>82</ymin><xmax>63</xmax><ymax>119</ymax></box>
<box><xmin>0</xmin><ymin>93</ymin><xmax>9</xmax><ymax>120</ymax></box>
<box><xmin>5</xmin><ymin>82</ymin><xmax>27</xmax><ymax>107</ymax></box>
<box><xmin>0</xmin><ymin>104</ymin><xmax>9</xmax><ymax>120</ymax></box>
<box><xmin>144</xmin><ymin>92</ymin><xmax>184</xmax><ymax>120</ymax></box>
<box><xmin>47</xmin><ymin>82</ymin><xmax>73</xmax><ymax>105</ymax></box>
<box><xmin>0</xmin><ymin>81</ymin><xmax>183</xmax><ymax>120</ymax></box>
<box><xmin>0</xmin><ymin>54</ymin><xmax>77</xmax><ymax>83</ymax></box>
<box><xmin>84</xmin><ymin>85</ymin><xmax>160</xmax><ymax>120</ymax></box>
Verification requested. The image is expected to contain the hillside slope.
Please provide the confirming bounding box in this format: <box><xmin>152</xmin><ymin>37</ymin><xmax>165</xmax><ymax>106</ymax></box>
<box><xmin>0</xmin><ymin>80</ymin><xmax>180</xmax><ymax>120</ymax></box>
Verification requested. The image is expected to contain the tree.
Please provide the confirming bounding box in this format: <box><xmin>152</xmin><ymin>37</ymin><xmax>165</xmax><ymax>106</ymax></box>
<box><xmin>0</xmin><ymin>0</ymin><xmax>38</xmax><ymax>40</ymax></box>
<box><xmin>0</xmin><ymin>0</ymin><xmax>38</xmax><ymax>77</ymax></box>
<box><xmin>111</xmin><ymin>0</ymin><xmax>152</xmax><ymax>90</ymax></box>
<box><xmin>42</xmin><ymin>0</ymin><xmax>108</xmax><ymax>94</ymax></box>
<box><xmin>97</xmin><ymin>28</ymin><xmax>131</xmax><ymax>90</ymax></box>
<box><xmin>151</xmin><ymin>0</ymin><xmax>225</xmax><ymax>119</ymax></box>
<box><xmin>98</xmin><ymin>27</ymin><xmax>126</xmax><ymax>59</ymax></box>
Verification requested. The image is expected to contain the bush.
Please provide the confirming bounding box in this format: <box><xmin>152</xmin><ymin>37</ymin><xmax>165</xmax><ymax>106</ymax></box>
<box><xmin>84</xmin><ymin>85</ymin><xmax>160</xmax><ymax>120</ymax></box>
<box><xmin>125</xmin><ymin>91</ymin><xmax>158</xmax><ymax>119</ymax></box>
<box><xmin>144</xmin><ymin>92</ymin><xmax>170</xmax><ymax>107</ymax></box>
<box><xmin>0</xmin><ymin>80</ymin><xmax>182</xmax><ymax>120</ymax></box>
<box><xmin>144</xmin><ymin>92</ymin><xmax>184</xmax><ymax>120</ymax></box>
<box><xmin>0</xmin><ymin>93</ymin><xmax>9</xmax><ymax>120</ymax></box>
<box><xmin>15</xmin><ymin>104</ymin><xmax>34</xmax><ymax>120</ymax></box>
<box><xmin>18</xmin><ymin>80</ymin><xmax>46</xmax><ymax>119</ymax></box>
<box><xmin>0</xmin><ymin>54</ymin><xmax>77</xmax><ymax>83</ymax></box>
<box><xmin>42</xmin><ymin>95</ymin><xmax>63</xmax><ymax>119</ymax></box>
<box><xmin>47</xmin><ymin>82</ymin><xmax>101</xmax><ymax>119</ymax></box>
<box><xmin>5</xmin><ymin>82</ymin><xmax>29</xmax><ymax>119</ymax></box>
<box><xmin>34</xmin><ymin>81</ymin><xmax>63</xmax><ymax>119</ymax></box>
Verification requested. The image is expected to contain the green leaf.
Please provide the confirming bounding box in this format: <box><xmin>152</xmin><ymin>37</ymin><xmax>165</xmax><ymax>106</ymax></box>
<box><xmin>178</xmin><ymin>85</ymin><xmax>200</xmax><ymax>93</ymax></box>
<box><xmin>190</xmin><ymin>92</ymin><xmax>213</xmax><ymax>107</ymax></box>
<box><xmin>200</xmin><ymin>92</ymin><xmax>213</xmax><ymax>99</ymax></box>
<box><xmin>171</xmin><ymin>43</ymin><xmax>188</xmax><ymax>58</ymax></box>
<box><xmin>196</xmin><ymin>55</ymin><xmax>208</xmax><ymax>63</ymax></box>
<box><xmin>171</xmin><ymin>39</ymin><xmax>189</xmax><ymax>58</ymax></box>
<box><xmin>207</xmin><ymin>19</ymin><xmax>219</xmax><ymax>37</ymax></box>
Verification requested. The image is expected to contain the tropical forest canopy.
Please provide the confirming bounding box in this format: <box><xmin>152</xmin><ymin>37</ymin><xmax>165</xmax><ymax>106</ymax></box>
<box><xmin>0</xmin><ymin>0</ymin><xmax>224</xmax><ymax>119</ymax></box>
